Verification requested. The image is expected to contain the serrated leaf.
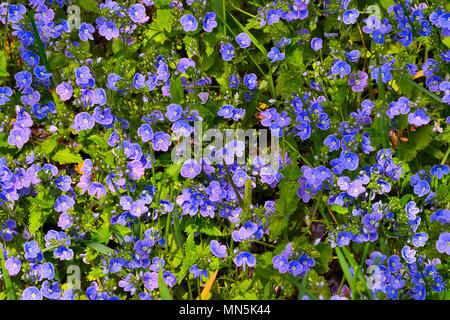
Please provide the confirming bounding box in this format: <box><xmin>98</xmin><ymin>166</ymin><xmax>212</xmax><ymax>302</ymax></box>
<box><xmin>87</xmin><ymin>134</ymin><xmax>108</xmax><ymax>149</ymax></box>
<box><xmin>398</xmin><ymin>126</ymin><xmax>434</xmax><ymax>162</ymax></box>
<box><xmin>268</xmin><ymin>216</ymin><xmax>289</xmax><ymax>241</ymax></box>
<box><xmin>52</xmin><ymin>147</ymin><xmax>83</xmax><ymax>164</ymax></box>
<box><xmin>29</xmin><ymin>185</ymin><xmax>54</xmax><ymax>235</ymax></box>
<box><xmin>316</xmin><ymin>243</ymin><xmax>333</xmax><ymax>274</ymax></box>
<box><xmin>37</xmin><ymin>136</ymin><xmax>58</xmax><ymax>155</ymax></box>
<box><xmin>185</xmin><ymin>232</ymin><xmax>195</xmax><ymax>254</ymax></box>
<box><xmin>170</xmin><ymin>75</ymin><xmax>183</xmax><ymax>104</ymax></box>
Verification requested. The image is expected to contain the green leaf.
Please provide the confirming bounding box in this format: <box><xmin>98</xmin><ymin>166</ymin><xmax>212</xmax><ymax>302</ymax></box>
<box><xmin>29</xmin><ymin>185</ymin><xmax>54</xmax><ymax>235</ymax></box>
<box><xmin>77</xmin><ymin>0</ymin><xmax>100</xmax><ymax>13</ymax></box>
<box><xmin>47</xmin><ymin>53</ymin><xmax>68</xmax><ymax>70</ymax></box>
<box><xmin>286</xmin><ymin>47</ymin><xmax>304</xmax><ymax>69</ymax></box>
<box><xmin>165</xmin><ymin>163</ymin><xmax>182</xmax><ymax>181</ymax></box>
<box><xmin>111</xmin><ymin>224</ymin><xmax>130</xmax><ymax>243</ymax></box>
<box><xmin>87</xmin><ymin>134</ymin><xmax>108</xmax><ymax>150</ymax></box>
<box><xmin>37</xmin><ymin>136</ymin><xmax>58</xmax><ymax>155</ymax></box>
<box><xmin>52</xmin><ymin>147</ymin><xmax>83</xmax><ymax>164</ymax></box>
<box><xmin>268</xmin><ymin>216</ymin><xmax>289</xmax><ymax>241</ymax></box>
<box><xmin>79</xmin><ymin>240</ymin><xmax>115</xmax><ymax>255</ymax></box>
<box><xmin>158</xmin><ymin>262</ymin><xmax>173</xmax><ymax>300</ymax></box>
<box><xmin>185</xmin><ymin>232</ymin><xmax>195</xmax><ymax>255</ymax></box>
<box><xmin>398</xmin><ymin>126</ymin><xmax>434</xmax><ymax>162</ymax></box>
<box><xmin>315</xmin><ymin>243</ymin><xmax>333</xmax><ymax>274</ymax></box>
<box><xmin>112</xmin><ymin>38</ymin><xmax>124</xmax><ymax>54</ymax></box>
<box><xmin>170</xmin><ymin>75</ymin><xmax>183</xmax><ymax>104</ymax></box>
<box><xmin>202</xmin><ymin>32</ymin><xmax>217</xmax><ymax>56</ymax></box>
<box><xmin>0</xmin><ymin>50</ymin><xmax>8</xmax><ymax>79</ymax></box>
<box><xmin>330</xmin><ymin>205</ymin><xmax>348</xmax><ymax>215</ymax></box>
<box><xmin>274</xmin><ymin>175</ymin><xmax>300</xmax><ymax>216</ymax></box>
<box><xmin>92</xmin><ymin>222</ymin><xmax>111</xmax><ymax>245</ymax></box>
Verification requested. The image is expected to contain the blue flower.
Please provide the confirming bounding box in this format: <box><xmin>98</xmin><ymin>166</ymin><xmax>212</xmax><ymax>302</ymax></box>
<box><xmin>41</xmin><ymin>280</ymin><xmax>61</xmax><ymax>300</ymax></box>
<box><xmin>5</xmin><ymin>256</ymin><xmax>21</xmax><ymax>276</ymax></box>
<box><xmin>412</xmin><ymin>232</ymin><xmax>428</xmax><ymax>247</ymax></box>
<box><xmin>331</xmin><ymin>60</ymin><xmax>351</xmax><ymax>78</ymax></box>
<box><xmin>152</xmin><ymin>131</ymin><xmax>171</xmax><ymax>152</ymax></box>
<box><xmin>210</xmin><ymin>240</ymin><xmax>228</xmax><ymax>258</ymax></box>
<box><xmin>8</xmin><ymin>4</ymin><xmax>26</xmax><ymax>23</ymax></box>
<box><xmin>401</xmin><ymin>246</ymin><xmax>416</xmax><ymax>264</ymax></box>
<box><xmin>340</xmin><ymin>152</ymin><xmax>359</xmax><ymax>171</ymax></box>
<box><xmin>235</xmin><ymin>32</ymin><xmax>251</xmax><ymax>48</ymax></box>
<box><xmin>266</xmin><ymin>9</ymin><xmax>281</xmax><ymax>25</ymax></box>
<box><xmin>180</xmin><ymin>14</ymin><xmax>198</xmax><ymax>32</ymax></box>
<box><xmin>109</xmin><ymin>258</ymin><xmax>125</xmax><ymax>273</ymax></box>
<box><xmin>387</xmin><ymin>255</ymin><xmax>402</xmax><ymax>273</ymax></box>
<box><xmin>311</xmin><ymin>37</ymin><xmax>323</xmax><ymax>51</ymax></box>
<box><xmin>165</xmin><ymin>103</ymin><xmax>183</xmax><ymax>122</ymax></box>
<box><xmin>72</xmin><ymin>112</ymin><xmax>95</xmax><ymax>132</ymax></box>
<box><xmin>99</xmin><ymin>20</ymin><xmax>119</xmax><ymax>40</ymax></box>
<box><xmin>128</xmin><ymin>3</ymin><xmax>148</xmax><ymax>24</ymax></box>
<box><xmin>138</xmin><ymin>123</ymin><xmax>154</xmax><ymax>142</ymax></box>
<box><xmin>0</xmin><ymin>87</ymin><xmax>13</xmax><ymax>105</ymax></box>
<box><xmin>1</xmin><ymin>220</ymin><xmax>17</xmax><ymax>242</ymax></box>
<box><xmin>21</xmin><ymin>286</ymin><xmax>42</xmax><ymax>300</ymax></box>
<box><xmin>54</xmin><ymin>195</ymin><xmax>75</xmax><ymax>213</ymax></box>
<box><xmin>413</xmin><ymin>179</ymin><xmax>430</xmax><ymax>197</ymax></box>
<box><xmin>189</xmin><ymin>264</ymin><xmax>208</xmax><ymax>280</ymax></box>
<box><xmin>343</xmin><ymin>9</ymin><xmax>359</xmax><ymax>24</ymax></box>
<box><xmin>244</xmin><ymin>73</ymin><xmax>258</xmax><ymax>90</ymax></box>
<box><xmin>24</xmin><ymin>241</ymin><xmax>41</xmax><ymax>261</ymax></box>
<box><xmin>234</xmin><ymin>252</ymin><xmax>256</xmax><ymax>271</ymax></box>
<box><xmin>385</xmin><ymin>285</ymin><xmax>398</xmax><ymax>299</ymax></box>
<box><xmin>79</xmin><ymin>22</ymin><xmax>95</xmax><ymax>41</ymax></box>
<box><xmin>272</xmin><ymin>255</ymin><xmax>288</xmax><ymax>273</ymax></box>
<box><xmin>430</xmin><ymin>165</ymin><xmax>449</xmax><ymax>179</ymax></box>
<box><xmin>436</xmin><ymin>232</ymin><xmax>450</xmax><ymax>255</ymax></box>
<box><xmin>55</xmin><ymin>175</ymin><xmax>72</xmax><ymax>192</ymax></box>
<box><xmin>267</xmin><ymin>47</ymin><xmax>285</xmax><ymax>62</ymax></box>
<box><xmin>203</xmin><ymin>12</ymin><xmax>217</xmax><ymax>32</ymax></box>
<box><xmin>346</xmin><ymin>49</ymin><xmax>360</xmax><ymax>62</ymax></box>
<box><xmin>218</xmin><ymin>104</ymin><xmax>234</xmax><ymax>118</ymax></box>
<box><xmin>324</xmin><ymin>135</ymin><xmax>340</xmax><ymax>152</ymax></box>
<box><xmin>34</xmin><ymin>65</ymin><xmax>51</xmax><ymax>80</ymax></box>
<box><xmin>220</xmin><ymin>43</ymin><xmax>235</xmax><ymax>61</ymax></box>
<box><xmin>15</xmin><ymin>71</ymin><xmax>32</xmax><ymax>91</ymax></box>
<box><xmin>371</xmin><ymin>29</ymin><xmax>384</xmax><ymax>44</ymax></box>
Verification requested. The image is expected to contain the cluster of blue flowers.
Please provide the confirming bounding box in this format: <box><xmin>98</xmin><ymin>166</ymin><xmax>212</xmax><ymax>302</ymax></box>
<box><xmin>0</xmin><ymin>0</ymin><xmax>448</xmax><ymax>301</ymax></box>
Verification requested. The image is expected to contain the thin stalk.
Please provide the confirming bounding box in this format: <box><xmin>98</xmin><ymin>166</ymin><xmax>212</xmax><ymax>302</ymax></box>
<box><xmin>0</xmin><ymin>243</ymin><xmax>16</xmax><ymax>300</ymax></box>
<box><xmin>28</xmin><ymin>12</ymin><xmax>55</xmax><ymax>88</ymax></box>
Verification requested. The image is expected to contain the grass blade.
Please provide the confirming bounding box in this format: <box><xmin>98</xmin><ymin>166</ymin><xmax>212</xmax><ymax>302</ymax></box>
<box><xmin>335</xmin><ymin>247</ymin><xmax>356</xmax><ymax>299</ymax></box>
<box><xmin>398</xmin><ymin>73</ymin><xmax>443</xmax><ymax>104</ymax></box>
<box><xmin>158</xmin><ymin>262</ymin><xmax>173</xmax><ymax>300</ymax></box>
<box><xmin>0</xmin><ymin>246</ymin><xmax>16</xmax><ymax>300</ymax></box>
<box><xmin>340</xmin><ymin>246</ymin><xmax>374</xmax><ymax>300</ymax></box>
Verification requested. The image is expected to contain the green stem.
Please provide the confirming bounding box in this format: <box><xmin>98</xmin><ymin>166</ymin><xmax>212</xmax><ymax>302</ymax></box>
<box><xmin>223</xmin><ymin>162</ymin><xmax>244</xmax><ymax>209</ymax></box>
<box><xmin>440</xmin><ymin>145</ymin><xmax>450</xmax><ymax>165</ymax></box>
